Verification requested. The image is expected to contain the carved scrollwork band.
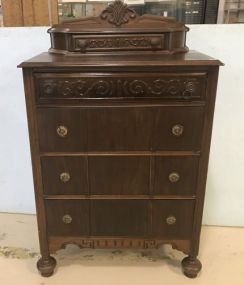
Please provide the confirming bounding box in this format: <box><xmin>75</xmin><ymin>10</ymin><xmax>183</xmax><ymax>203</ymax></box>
<box><xmin>75</xmin><ymin>36</ymin><xmax>163</xmax><ymax>52</ymax></box>
<box><xmin>49</xmin><ymin>237</ymin><xmax>191</xmax><ymax>255</ymax></box>
<box><xmin>38</xmin><ymin>76</ymin><xmax>203</xmax><ymax>100</ymax></box>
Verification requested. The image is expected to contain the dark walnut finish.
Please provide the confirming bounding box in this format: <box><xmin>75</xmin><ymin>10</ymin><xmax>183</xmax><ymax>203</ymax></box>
<box><xmin>19</xmin><ymin>0</ymin><xmax>223</xmax><ymax>279</ymax></box>
<box><xmin>48</xmin><ymin>0</ymin><xmax>189</xmax><ymax>55</ymax></box>
<box><xmin>35</xmin><ymin>72</ymin><xmax>206</xmax><ymax>101</ymax></box>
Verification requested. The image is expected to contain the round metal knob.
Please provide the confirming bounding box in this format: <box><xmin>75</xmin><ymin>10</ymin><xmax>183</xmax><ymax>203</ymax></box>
<box><xmin>169</xmin><ymin>172</ymin><xmax>180</xmax><ymax>183</ymax></box>
<box><xmin>172</xmin><ymin>124</ymin><xmax>184</xmax><ymax>137</ymax></box>
<box><xmin>62</xmin><ymin>214</ymin><xmax>72</xmax><ymax>224</ymax></box>
<box><xmin>166</xmin><ymin>216</ymin><xmax>176</xmax><ymax>225</ymax></box>
<box><xmin>43</xmin><ymin>83</ymin><xmax>54</xmax><ymax>95</ymax></box>
<box><xmin>56</xmin><ymin>125</ymin><xmax>68</xmax><ymax>138</ymax></box>
<box><xmin>60</xmin><ymin>172</ymin><xmax>70</xmax><ymax>183</ymax></box>
<box><xmin>78</xmin><ymin>39</ymin><xmax>87</xmax><ymax>51</ymax></box>
<box><xmin>151</xmin><ymin>38</ymin><xmax>160</xmax><ymax>47</ymax></box>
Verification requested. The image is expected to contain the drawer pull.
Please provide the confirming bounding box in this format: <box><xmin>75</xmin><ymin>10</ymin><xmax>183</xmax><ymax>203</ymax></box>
<box><xmin>78</xmin><ymin>39</ymin><xmax>87</xmax><ymax>51</ymax></box>
<box><xmin>166</xmin><ymin>216</ymin><xmax>176</xmax><ymax>225</ymax></box>
<box><xmin>169</xmin><ymin>172</ymin><xmax>180</xmax><ymax>183</ymax></box>
<box><xmin>60</xmin><ymin>172</ymin><xmax>70</xmax><ymax>183</ymax></box>
<box><xmin>56</xmin><ymin>125</ymin><xmax>68</xmax><ymax>138</ymax></box>
<box><xmin>62</xmin><ymin>215</ymin><xmax>72</xmax><ymax>224</ymax></box>
<box><xmin>172</xmin><ymin>124</ymin><xmax>184</xmax><ymax>136</ymax></box>
<box><xmin>150</xmin><ymin>38</ymin><xmax>160</xmax><ymax>48</ymax></box>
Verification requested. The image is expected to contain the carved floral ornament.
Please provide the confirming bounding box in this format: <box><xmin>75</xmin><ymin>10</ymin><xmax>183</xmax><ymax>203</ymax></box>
<box><xmin>77</xmin><ymin>37</ymin><xmax>160</xmax><ymax>51</ymax></box>
<box><xmin>48</xmin><ymin>0</ymin><xmax>189</xmax><ymax>54</ymax></box>
<box><xmin>100</xmin><ymin>0</ymin><xmax>138</xmax><ymax>26</ymax></box>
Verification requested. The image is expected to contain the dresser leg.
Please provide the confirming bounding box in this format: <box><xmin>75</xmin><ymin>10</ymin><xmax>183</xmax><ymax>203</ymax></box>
<box><xmin>37</xmin><ymin>256</ymin><xmax>56</xmax><ymax>277</ymax></box>
<box><xmin>181</xmin><ymin>256</ymin><xmax>202</xmax><ymax>278</ymax></box>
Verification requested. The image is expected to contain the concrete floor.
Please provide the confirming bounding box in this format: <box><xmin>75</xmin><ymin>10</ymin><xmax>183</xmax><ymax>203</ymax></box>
<box><xmin>0</xmin><ymin>213</ymin><xmax>243</xmax><ymax>285</ymax></box>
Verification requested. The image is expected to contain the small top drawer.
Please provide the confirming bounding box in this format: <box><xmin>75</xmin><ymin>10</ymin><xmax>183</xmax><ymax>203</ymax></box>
<box><xmin>34</xmin><ymin>72</ymin><xmax>207</xmax><ymax>102</ymax></box>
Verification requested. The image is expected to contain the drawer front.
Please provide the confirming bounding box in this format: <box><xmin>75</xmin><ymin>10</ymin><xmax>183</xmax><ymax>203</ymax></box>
<box><xmin>88</xmin><ymin>106</ymin><xmax>204</xmax><ymax>151</ymax></box>
<box><xmin>152</xmin><ymin>106</ymin><xmax>204</xmax><ymax>151</ymax></box>
<box><xmin>153</xmin><ymin>156</ymin><xmax>199</xmax><ymax>196</ymax></box>
<box><xmin>45</xmin><ymin>200</ymin><xmax>89</xmax><ymax>236</ymax></box>
<box><xmin>41</xmin><ymin>156</ymin><xmax>197</xmax><ymax>196</ymax></box>
<box><xmin>90</xmin><ymin>200</ymin><xmax>148</xmax><ymax>236</ymax></box>
<box><xmin>87</xmin><ymin>107</ymin><xmax>153</xmax><ymax>151</ymax></box>
<box><xmin>89</xmin><ymin>156</ymin><xmax>150</xmax><ymax>195</ymax></box>
<box><xmin>71</xmin><ymin>35</ymin><xmax>165</xmax><ymax>53</ymax></box>
<box><xmin>41</xmin><ymin>157</ymin><xmax>88</xmax><ymax>195</ymax></box>
<box><xmin>152</xmin><ymin>200</ymin><xmax>195</xmax><ymax>239</ymax></box>
<box><xmin>37</xmin><ymin>108</ymin><xmax>87</xmax><ymax>152</ymax></box>
<box><xmin>37</xmin><ymin>106</ymin><xmax>204</xmax><ymax>152</ymax></box>
<box><xmin>35</xmin><ymin>72</ymin><xmax>206</xmax><ymax>101</ymax></box>
<box><xmin>45</xmin><ymin>200</ymin><xmax>194</xmax><ymax>238</ymax></box>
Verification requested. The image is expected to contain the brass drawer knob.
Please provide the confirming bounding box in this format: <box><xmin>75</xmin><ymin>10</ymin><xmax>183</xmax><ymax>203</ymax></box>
<box><xmin>56</xmin><ymin>125</ymin><xmax>68</xmax><ymax>138</ymax></box>
<box><xmin>169</xmin><ymin>172</ymin><xmax>180</xmax><ymax>183</ymax></box>
<box><xmin>78</xmin><ymin>39</ymin><xmax>87</xmax><ymax>51</ymax></box>
<box><xmin>172</xmin><ymin>124</ymin><xmax>184</xmax><ymax>136</ymax></box>
<box><xmin>62</xmin><ymin>214</ymin><xmax>72</xmax><ymax>224</ymax></box>
<box><xmin>150</xmin><ymin>38</ymin><xmax>160</xmax><ymax>47</ymax></box>
<box><xmin>60</xmin><ymin>172</ymin><xmax>70</xmax><ymax>183</ymax></box>
<box><xmin>166</xmin><ymin>216</ymin><xmax>176</xmax><ymax>225</ymax></box>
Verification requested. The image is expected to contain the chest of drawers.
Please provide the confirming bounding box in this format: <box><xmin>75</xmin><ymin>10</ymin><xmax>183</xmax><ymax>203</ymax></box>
<box><xmin>19</xmin><ymin>0</ymin><xmax>222</xmax><ymax>279</ymax></box>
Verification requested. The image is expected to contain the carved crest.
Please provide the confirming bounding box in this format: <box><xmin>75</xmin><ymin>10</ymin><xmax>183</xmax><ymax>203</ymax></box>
<box><xmin>100</xmin><ymin>0</ymin><xmax>137</xmax><ymax>26</ymax></box>
<box><xmin>48</xmin><ymin>0</ymin><xmax>189</xmax><ymax>55</ymax></box>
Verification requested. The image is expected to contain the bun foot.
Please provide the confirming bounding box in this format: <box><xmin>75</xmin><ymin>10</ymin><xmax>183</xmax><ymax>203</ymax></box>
<box><xmin>181</xmin><ymin>256</ymin><xmax>202</xmax><ymax>278</ymax></box>
<box><xmin>37</xmin><ymin>256</ymin><xmax>56</xmax><ymax>277</ymax></box>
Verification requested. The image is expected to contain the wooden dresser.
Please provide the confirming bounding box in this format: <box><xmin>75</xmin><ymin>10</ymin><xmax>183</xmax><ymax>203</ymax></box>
<box><xmin>19</xmin><ymin>0</ymin><xmax>222</xmax><ymax>278</ymax></box>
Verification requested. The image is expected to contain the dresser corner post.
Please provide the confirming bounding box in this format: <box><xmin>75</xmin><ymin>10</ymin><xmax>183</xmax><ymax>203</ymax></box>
<box><xmin>22</xmin><ymin>67</ymin><xmax>57</xmax><ymax>276</ymax></box>
<box><xmin>181</xmin><ymin>65</ymin><xmax>220</xmax><ymax>279</ymax></box>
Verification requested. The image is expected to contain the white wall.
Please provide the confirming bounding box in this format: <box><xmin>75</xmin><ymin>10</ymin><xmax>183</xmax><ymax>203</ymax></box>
<box><xmin>188</xmin><ymin>25</ymin><xmax>244</xmax><ymax>226</ymax></box>
<box><xmin>0</xmin><ymin>28</ymin><xmax>50</xmax><ymax>214</ymax></box>
<box><xmin>0</xmin><ymin>25</ymin><xmax>243</xmax><ymax>226</ymax></box>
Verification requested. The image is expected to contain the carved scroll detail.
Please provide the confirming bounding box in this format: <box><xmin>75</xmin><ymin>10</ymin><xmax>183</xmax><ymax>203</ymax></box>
<box><xmin>38</xmin><ymin>77</ymin><xmax>202</xmax><ymax>100</ymax></box>
<box><xmin>75</xmin><ymin>36</ymin><xmax>161</xmax><ymax>52</ymax></box>
<box><xmin>49</xmin><ymin>237</ymin><xmax>191</xmax><ymax>255</ymax></box>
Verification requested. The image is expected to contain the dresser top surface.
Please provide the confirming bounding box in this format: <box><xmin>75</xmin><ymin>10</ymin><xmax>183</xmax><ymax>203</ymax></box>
<box><xmin>19</xmin><ymin>50</ymin><xmax>223</xmax><ymax>69</ymax></box>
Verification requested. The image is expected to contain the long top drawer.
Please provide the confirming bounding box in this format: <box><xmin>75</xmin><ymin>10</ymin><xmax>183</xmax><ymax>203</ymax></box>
<box><xmin>34</xmin><ymin>72</ymin><xmax>207</xmax><ymax>102</ymax></box>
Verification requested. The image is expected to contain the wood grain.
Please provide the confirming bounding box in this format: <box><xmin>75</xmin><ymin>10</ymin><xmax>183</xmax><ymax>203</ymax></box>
<box><xmin>2</xmin><ymin>0</ymin><xmax>23</xmax><ymax>27</ymax></box>
<box><xmin>2</xmin><ymin>0</ymin><xmax>58</xmax><ymax>27</ymax></box>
